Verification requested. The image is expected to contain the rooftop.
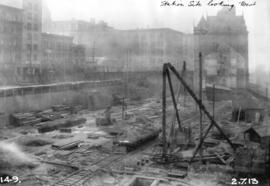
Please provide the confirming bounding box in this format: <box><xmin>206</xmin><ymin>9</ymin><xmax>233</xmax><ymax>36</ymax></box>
<box><xmin>194</xmin><ymin>7</ymin><xmax>247</xmax><ymax>34</ymax></box>
<box><xmin>232</xmin><ymin>90</ymin><xmax>264</xmax><ymax>109</ymax></box>
<box><xmin>0</xmin><ymin>3</ymin><xmax>22</xmax><ymax>11</ymax></box>
<box><xmin>245</xmin><ymin>126</ymin><xmax>270</xmax><ymax>137</ymax></box>
<box><xmin>120</xmin><ymin>28</ymin><xmax>183</xmax><ymax>34</ymax></box>
<box><xmin>0</xmin><ymin>0</ymin><xmax>22</xmax><ymax>9</ymax></box>
<box><xmin>42</xmin><ymin>32</ymin><xmax>73</xmax><ymax>40</ymax></box>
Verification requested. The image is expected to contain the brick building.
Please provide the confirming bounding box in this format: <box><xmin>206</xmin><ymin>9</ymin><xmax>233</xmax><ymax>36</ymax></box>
<box><xmin>193</xmin><ymin>7</ymin><xmax>249</xmax><ymax>90</ymax></box>
<box><xmin>0</xmin><ymin>4</ymin><xmax>23</xmax><ymax>84</ymax></box>
<box><xmin>21</xmin><ymin>0</ymin><xmax>42</xmax><ymax>67</ymax></box>
<box><xmin>0</xmin><ymin>0</ymin><xmax>43</xmax><ymax>82</ymax></box>
<box><xmin>0</xmin><ymin>4</ymin><xmax>23</xmax><ymax>67</ymax></box>
<box><xmin>0</xmin><ymin>0</ymin><xmax>89</xmax><ymax>83</ymax></box>
<box><xmin>44</xmin><ymin>20</ymin><xmax>114</xmax><ymax>63</ymax></box>
<box><xmin>71</xmin><ymin>44</ymin><xmax>86</xmax><ymax>66</ymax></box>
<box><xmin>41</xmin><ymin>33</ymin><xmax>73</xmax><ymax>68</ymax></box>
<box><xmin>112</xmin><ymin>28</ymin><xmax>188</xmax><ymax>71</ymax></box>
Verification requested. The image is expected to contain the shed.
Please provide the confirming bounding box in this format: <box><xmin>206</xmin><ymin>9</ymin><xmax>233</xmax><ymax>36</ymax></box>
<box><xmin>232</xmin><ymin>91</ymin><xmax>265</xmax><ymax>123</ymax></box>
<box><xmin>244</xmin><ymin>126</ymin><xmax>270</xmax><ymax>148</ymax></box>
<box><xmin>232</xmin><ymin>108</ymin><xmax>264</xmax><ymax>123</ymax></box>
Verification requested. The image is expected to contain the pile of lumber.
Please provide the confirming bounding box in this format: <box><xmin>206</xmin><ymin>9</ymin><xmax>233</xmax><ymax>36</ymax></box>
<box><xmin>9</xmin><ymin>112</ymin><xmax>41</xmax><ymax>126</ymax></box>
<box><xmin>52</xmin><ymin>140</ymin><xmax>83</xmax><ymax>150</ymax></box>
<box><xmin>36</xmin><ymin>109</ymin><xmax>62</xmax><ymax>122</ymax></box>
<box><xmin>9</xmin><ymin>104</ymin><xmax>85</xmax><ymax>127</ymax></box>
<box><xmin>37</xmin><ymin>117</ymin><xmax>86</xmax><ymax>133</ymax></box>
<box><xmin>52</xmin><ymin>105</ymin><xmax>72</xmax><ymax>112</ymax></box>
<box><xmin>114</xmin><ymin>124</ymin><xmax>161</xmax><ymax>151</ymax></box>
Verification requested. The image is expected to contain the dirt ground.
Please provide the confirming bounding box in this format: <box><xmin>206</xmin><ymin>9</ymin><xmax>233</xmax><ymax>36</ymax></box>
<box><xmin>0</xmin><ymin>97</ymin><xmax>264</xmax><ymax>186</ymax></box>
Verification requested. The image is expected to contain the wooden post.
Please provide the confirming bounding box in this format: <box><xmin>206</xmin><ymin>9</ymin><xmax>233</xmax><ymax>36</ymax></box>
<box><xmin>166</xmin><ymin>69</ymin><xmax>182</xmax><ymax>131</ymax></box>
<box><xmin>122</xmin><ymin>97</ymin><xmax>125</xmax><ymax>120</ymax></box>
<box><xmin>183</xmin><ymin>61</ymin><xmax>186</xmax><ymax>107</ymax></box>
<box><xmin>199</xmin><ymin>52</ymin><xmax>203</xmax><ymax>161</ymax></box>
<box><xmin>162</xmin><ymin>64</ymin><xmax>167</xmax><ymax>156</ymax></box>
<box><xmin>166</xmin><ymin>63</ymin><xmax>236</xmax><ymax>157</ymax></box>
<box><xmin>213</xmin><ymin>84</ymin><xmax>215</xmax><ymax>120</ymax></box>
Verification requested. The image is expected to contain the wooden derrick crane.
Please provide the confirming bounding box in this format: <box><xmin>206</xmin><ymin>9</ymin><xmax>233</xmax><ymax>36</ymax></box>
<box><xmin>155</xmin><ymin>62</ymin><xmax>235</xmax><ymax>163</ymax></box>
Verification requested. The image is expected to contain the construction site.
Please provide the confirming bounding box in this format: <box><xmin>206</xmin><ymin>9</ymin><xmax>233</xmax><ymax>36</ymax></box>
<box><xmin>0</xmin><ymin>0</ymin><xmax>270</xmax><ymax>185</ymax></box>
<box><xmin>0</xmin><ymin>59</ymin><xmax>269</xmax><ymax>186</ymax></box>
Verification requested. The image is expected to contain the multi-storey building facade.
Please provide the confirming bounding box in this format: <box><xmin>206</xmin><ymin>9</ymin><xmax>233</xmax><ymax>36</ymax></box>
<box><xmin>0</xmin><ymin>0</ymin><xmax>89</xmax><ymax>83</ymax></box>
<box><xmin>0</xmin><ymin>4</ymin><xmax>23</xmax><ymax>84</ymax></box>
<box><xmin>44</xmin><ymin>20</ymin><xmax>115</xmax><ymax>63</ymax></box>
<box><xmin>193</xmin><ymin>7</ymin><xmax>249</xmax><ymax>89</ymax></box>
<box><xmin>0</xmin><ymin>4</ymin><xmax>23</xmax><ymax>67</ymax></box>
<box><xmin>114</xmin><ymin>28</ymin><xmax>187</xmax><ymax>71</ymax></box>
<box><xmin>0</xmin><ymin>1</ymin><xmax>250</xmax><ymax>87</ymax></box>
<box><xmin>71</xmin><ymin>44</ymin><xmax>86</xmax><ymax>66</ymax></box>
<box><xmin>41</xmin><ymin>33</ymin><xmax>73</xmax><ymax>68</ymax></box>
<box><xmin>21</xmin><ymin>0</ymin><xmax>42</xmax><ymax>67</ymax></box>
<box><xmin>0</xmin><ymin>0</ymin><xmax>43</xmax><ymax>81</ymax></box>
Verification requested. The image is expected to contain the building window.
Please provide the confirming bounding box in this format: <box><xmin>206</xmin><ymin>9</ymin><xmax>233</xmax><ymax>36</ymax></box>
<box><xmin>27</xmin><ymin>13</ymin><xmax>32</xmax><ymax>20</ymax></box>
<box><xmin>33</xmin><ymin>44</ymin><xmax>38</xmax><ymax>51</ymax></box>
<box><xmin>34</xmin><ymin>3</ymin><xmax>39</xmax><ymax>10</ymax></box>
<box><xmin>27</xmin><ymin>23</ymin><xmax>32</xmax><ymax>30</ymax></box>
<box><xmin>27</xmin><ymin>53</ymin><xmax>31</xmax><ymax>61</ymax></box>
<box><xmin>33</xmin><ymin>24</ymin><xmax>38</xmax><ymax>31</ymax></box>
<box><xmin>27</xmin><ymin>33</ymin><xmax>32</xmax><ymax>40</ymax></box>
<box><xmin>28</xmin><ymin>2</ymin><xmax>32</xmax><ymax>9</ymax></box>
<box><xmin>27</xmin><ymin>44</ymin><xmax>32</xmax><ymax>51</ymax></box>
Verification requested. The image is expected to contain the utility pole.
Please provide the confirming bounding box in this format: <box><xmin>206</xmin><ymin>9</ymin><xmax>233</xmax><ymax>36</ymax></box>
<box><xmin>213</xmin><ymin>84</ymin><xmax>215</xmax><ymax>120</ymax></box>
<box><xmin>92</xmin><ymin>41</ymin><xmax>96</xmax><ymax>65</ymax></box>
<box><xmin>162</xmin><ymin>64</ymin><xmax>167</xmax><ymax>156</ymax></box>
<box><xmin>183</xmin><ymin>61</ymin><xmax>186</xmax><ymax>107</ymax></box>
<box><xmin>122</xmin><ymin>97</ymin><xmax>126</xmax><ymax>120</ymax></box>
<box><xmin>265</xmin><ymin>88</ymin><xmax>268</xmax><ymax>117</ymax></box>
<box><xmin>92</xmin><ymin>41</ymin><xmax>99</xmax><ymax>80</ymax></box>
<box><xmin>125</xmin><ymin>49</ymin><xmax>129</xmax><ymax>99</ymax></box>
<box><xmin>199</xmin><ymin>52</ymin><xmax>203</xmax><ymax>161</ymax></box>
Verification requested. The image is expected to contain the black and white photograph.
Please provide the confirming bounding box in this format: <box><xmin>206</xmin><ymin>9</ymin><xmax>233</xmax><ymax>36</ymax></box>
<box><xmin>0</xmin><ymin>0</ymin><xmax>269</xmax><ymax>185</ymax></box>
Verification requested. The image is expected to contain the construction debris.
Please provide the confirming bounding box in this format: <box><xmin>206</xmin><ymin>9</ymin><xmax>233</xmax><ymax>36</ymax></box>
<box><xmin>167</xmin><ymin>170</ymin><xmax>187</xmax><ymax>179</ymax></box>
<box><xmin>3</xmin><ymin>74</ymin><xmax>270</xmax><ymax>186</ymax></box>
<box><xmin>114</xmin><ymin>124</ymin><xmax>160</xmax><ymax>151</ymax></box>
<box><xmin>20</xmin><ymin>137</ymin><xmax>53</xmax><ymax>147</ymax></box>
<box><xmin>234</xmin><ymin>145</ymin><xmax>268</xmax><ymax>174</ymax></box>
<box><xmin>36</xmin><ymin>109</ymin><xmax>62</xmax><ymax>122</ymax></box>
<box><xmin>59</xmin><ymin>128</ymin><xmax>73</xmax><ymax>133</ymax></box>
<box><xmin>9</xmin><ymin>104</ymin><xmax>85</xmax><ymax>127</ymax></box>
<box><xmin>37</xmin><ymin>117</ymin><xmax>86</xmax><ymax>133</ymax></box>
<box><xmin>9</xmin><ymin>112</ymin><xmax>42</xmax><ymax>126</ymax></box>
<box><xmin>40</xmin><ymin>160</ymin><xmax>79</xmax><ymax>170</ymax></box>
<box><xmin>52</xmin><ymin>140</ymin><xmax>83</xmax><ymax>150</ymax></box>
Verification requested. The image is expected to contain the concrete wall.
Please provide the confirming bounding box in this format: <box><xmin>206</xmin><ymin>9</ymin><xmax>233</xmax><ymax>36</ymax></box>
<box><xmin>0</xmin><ymin>82</ymin><xmax>122</xmax><ymax>127</ymax></box>
<box><xmin>0</xmin><ymin>86</ymin><xmax>119</xmax><ymax>115</ymax></box>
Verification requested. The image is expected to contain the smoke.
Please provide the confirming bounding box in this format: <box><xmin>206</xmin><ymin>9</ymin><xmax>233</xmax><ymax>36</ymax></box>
<box><xmin>0</xmin><ymin>142</ymin><xmax>38</xmax><ymax>170</ymax></box>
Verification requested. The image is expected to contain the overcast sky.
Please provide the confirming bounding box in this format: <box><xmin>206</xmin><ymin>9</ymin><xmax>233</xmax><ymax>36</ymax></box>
<box><xmin>44</xmin><ymin>0</ymin><xmax>269</xmax><ymax>72</ymax></box>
